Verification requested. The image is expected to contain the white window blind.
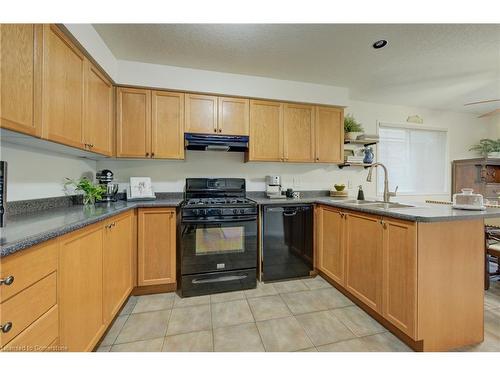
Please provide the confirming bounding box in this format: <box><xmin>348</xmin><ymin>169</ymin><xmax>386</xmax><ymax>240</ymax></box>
<box><xmin>377</xmin><ymin>124</ymin><xmax>447</xmax><ymax>195</ymax></box>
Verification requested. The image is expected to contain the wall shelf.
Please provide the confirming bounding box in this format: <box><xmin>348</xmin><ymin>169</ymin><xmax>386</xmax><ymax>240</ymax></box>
<box><xmin>337</xmin><ymin>162</ymin><xmax>374</xmax><ymax>169</ymax></box>
<box><xmin>344</xmin><ymin>139</ymin><xmax>379</xmax><ymax>147</ymax></box>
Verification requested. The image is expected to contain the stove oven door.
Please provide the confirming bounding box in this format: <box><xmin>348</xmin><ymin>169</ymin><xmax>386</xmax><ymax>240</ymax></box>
<box><xmin>181</xmin><ymin>215</ymin><xmax>258</xmax><ymax>275</ymax></box>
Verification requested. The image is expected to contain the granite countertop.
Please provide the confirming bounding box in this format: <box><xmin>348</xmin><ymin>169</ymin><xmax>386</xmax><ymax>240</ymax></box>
<box><xmin>0</xmin><ymin>199</ymin><xmax>183</xmax><ymax>258</ymax></box>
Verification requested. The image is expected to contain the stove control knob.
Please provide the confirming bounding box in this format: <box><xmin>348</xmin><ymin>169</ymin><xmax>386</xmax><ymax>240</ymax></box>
<box><xmin>199</xmin><ymin>209</ymin><xmax>206</xmax><ymax>216</ymax></box>
<box><xmin>192</xmin><ymin>209</ymin><xmax>199</xmax><ymax>216</ymax></box>
<box><xmin>233</xmin><ymin>209</ymin><xmax>238</xmax><ymax>214</ymax></box>
<box><xmin>240</xmin><ymin>209</ymin><xmax>245</xmax><ymax>214</ymax></box>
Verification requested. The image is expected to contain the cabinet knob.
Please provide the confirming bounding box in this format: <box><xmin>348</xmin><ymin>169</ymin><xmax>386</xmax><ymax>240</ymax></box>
<box><xmin>218</xmin><ymin>128</ymin><xmax>222</xmax><ymax>133</ymax></box>
<box><xmin>316</xmin><ymin>158</ymin><xmax>320</xmax><ymax>161</ymax></box>
<box><xmin>151</xmin><ymin>152</ymin><xmax>155</xmax><ymax>158</ymax></box>
<box><xmin>146</xmin><ymin>152</ymin><xmax>149</xmax><ymax>157</ymax></box>
<box><xmin>213</xmin><ymin>128</ymin><xmax>217</xmax><ymax>133</ymax></box>
<box><xmin>380</xmin><ymin>220</ymin><xmax>387</xmax><ymax>229</ymax></box>
<box><xmin>0</xmin><ymin>275</ymin><xmax>14</xmax><ymax>286</ymax></box>
<box><xmin>0</xmin><ymin>322</ymin><xmax>12</xmax><ymax>333</ymax></box>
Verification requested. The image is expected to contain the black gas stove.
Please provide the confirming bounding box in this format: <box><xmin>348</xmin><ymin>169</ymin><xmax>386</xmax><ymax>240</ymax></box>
<box><xmin>178</xmin><ymin>178</ymin><xmax>258</xmax><ymax>297</ymax></box>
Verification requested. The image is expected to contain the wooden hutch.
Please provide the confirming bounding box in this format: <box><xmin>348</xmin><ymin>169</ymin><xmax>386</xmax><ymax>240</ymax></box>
<box><xmin>452</xmin><ymin>158</ymin><xmax>500</xmax><ymax>200</ymax></box>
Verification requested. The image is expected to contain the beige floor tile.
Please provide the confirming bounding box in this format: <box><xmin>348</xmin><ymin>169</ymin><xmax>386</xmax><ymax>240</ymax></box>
<box><xmin>460</xmin><ymin>331</ymin><xmax>500</xmax><ymax>352</ymax></box>
<box><xmin>317</xmin><ymin>332</ymin><xmax>410</xmax><ymax>352</ymax></box>
<box><xmin>167</xmin><ymin>304</ymin><xmax>212</xmax><ymax>336</ymax></box>
<box><xmin>484</xmin><ymin>292</ymin><xmax>500</xmax><ymax>310</ymax></box>
<box><xmin>273</xmin><ymin>279</ymin><xmax>309</xmax><ymax>294</ymax></box>
<box><xmin>331</xmin><ymin>306</ymin><xmax>386</xmax><ymax>337</ymax></box>
<box><xmin>163</xmin><ymin>330</ymin><xmax>213</xmax><ymax>352</ymax></box>
<box><xmin>247</xmin><ymin>295</ymin><xmax>292</xmax><ymax>321</ymax></box>
<box><xmin>296</xmin><ymin>347</ymin><xmax>318</xmax><ymax>352</ymax></box>
<box><xmin>302</xmin><ymin>276</ymin><xmax>332</xmax><ymax>290</ymax></box>
<box><xmin>210</xmin><ymin>290</ymin><xmax>246</xmax><ymax>304</ymax></box>
<box><xmin>115</xmin><ymin>310</ymin><xmax>170</xmax><ymax>344</ymax></box>
<box><xmin>314</xmin><ymin>288</ymin><xmax>354</xmax><ymax>309</ymax></box>
<box><xmin>244</xmin><ymin>283</ymin><xmax>278</xmax><ymax>298</ymax></box>
<box><xmin>213</xmin><ymin>323</ymin><xmax>265</xmax><ymax>352</ymax></box>
<box><xmin>295</xmin><ymin>310</ymin><xmax>356</xmax><ymax>346</ymax></box>
<box><xmin>100</xmin><ymin>315</ymin><xmax>128</xmax><ymax>346</ymax></box>
<box><xmin>111</xmin><ymin>338</ymin><xmax>164</xmax><ymax>352</ymax></box>
<box><xmin>96</xmin><ymin>345</ymin><xmax>111</xmax><ymax>352</ymax></box>
<box><xmin>173</xmin><ymin>294</ymin><xmax>210</xmax><ymax>308</ymax></box>
<box><xmin>132</xmin><ymin>293</ymin><xmax>175</xmax><ymax>314</ymax></box>
<box><xmin>257</xmin><ymin>316</ymin><xmax>313</xmax><ymax>352</ymax></box>
<box><xmin>119</xmin><ymin>296</ymin><xmax>138</xmax><ymax>316</ymax></box>
<box><xmin>281</xmin><ymin>288</ymin><xmax>352</xmax><ymax>315</ymax></box>
<box><xmin>484</xmin><ymin>308</ymin><xmax>500</xmax><ymax>336</ymax></box>
<box><xmin>212</xmin><ymin>299</ymin><xmax>254</xmax><ymax>328</ymax></box>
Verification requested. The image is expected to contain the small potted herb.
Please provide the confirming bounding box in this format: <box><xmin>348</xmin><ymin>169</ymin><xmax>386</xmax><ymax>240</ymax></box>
<box><xmin>344</xmin><ymin>114</ymin><xmax>364</xmax><ymax>140</ymax></box>
<box><xmin>469</xmin><ymin>139</ymin><xmax>500</xmax><ymax>158</ymax></box>
<box><xmin>64</xmin><ymin>177</ymin><xmax>106</xmax><ymax>206</ymax></box>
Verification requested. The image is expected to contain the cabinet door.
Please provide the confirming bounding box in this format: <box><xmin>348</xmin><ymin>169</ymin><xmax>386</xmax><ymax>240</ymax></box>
<box><xmin>103</xmin><ymin>213</ymin><xmax>134</xmax><ymax>324</ymax></box>
<box><xmin>84</xmin><ymin>61</ymin><xmax>113</xmax><ymax>156</ymax></box>
<box><xmin>248</xmin><ymin>100</ymin><xmax>283</xmax><ymax>161</ymax></box>
<box><xmin>59</xmin><ymin>225</ymin><xmax>104</xmax><ymax>352</ymax></box>
<box><xmin>315</xmin><ymin>106</ymin><xmax>343</xmax><ymax>163</ymax></box>
<box><xmin>42</xmin><ymin>24</ymin><xmax>85</xmax><ymax>149</ymax></box>
<box><xmin>151</xmin><ymin>90</ymin><xmax>185</xmax><ymax>159</ymax></box>
<box><xmin>116</xmin><ymin>87</ymin><xmax>151</xmax><ymax>158</ymax></box>
<box><xmin>0</xmin><ymin>24</ymin><xmax>42</xmax><ymax>137</ymax></box>
<box><xmin>317</xmin><ymin>206</ymin><xmax>345</xmax><ymax>285</ymax></box>
<box><xmin>283</xmin><ymin>103</ymin><xmax>315</xmax><ymax>162</ymax></box>
<box><xmin>138</xmin><ymin>208</ymin><xmax>176</xmax><ymax>286</ymax></box>
<box><xmin>185</xmin><ymin>94</ymin><xmax>218</xmax><ymax>134</ymax></box>
<box><xmin>382</xmin><ymin>218</ymin><xmax>417</xmax><ymax>338</ymax></box>
<box><xmin>344</xmin><ymin>212</ymin><xmax>383</xmax><ymax>312</ymax></box>
<box><xmin>218</xmin><ymin>97</ymin><xmax>249</xmax><ymax>135</ymax></box>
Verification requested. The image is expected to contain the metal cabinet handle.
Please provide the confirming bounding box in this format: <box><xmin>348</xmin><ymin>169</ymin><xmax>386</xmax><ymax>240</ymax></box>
<box><xmin>380</xmin><ymin>220</ymin><xmax>387</xmax><ymax>229</ymax></box>
<box><xmin>1</xmin><ymin>322</ymin><xmax>13</xmax><ymax>333</ymax></box>
<box><xmin>0</xmin><ymin>275</ymin><xmax>14</xmax><ymax>286</ymax></box>
<box><xmin>339</xmin><ymin>212</ymin><xmax>344</xmax><ymax>218</ymax></box>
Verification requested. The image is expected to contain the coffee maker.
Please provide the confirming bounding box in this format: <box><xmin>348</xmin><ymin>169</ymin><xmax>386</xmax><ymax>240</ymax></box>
<box><xmin>266</xmin><ymin>175</ymin><xmax>285</xmax><ymax>199</ymax></box>
<box><xmin>96</xmin><ymin>169</ymin><xmax>119</xmax><ymax>202</ymax></box>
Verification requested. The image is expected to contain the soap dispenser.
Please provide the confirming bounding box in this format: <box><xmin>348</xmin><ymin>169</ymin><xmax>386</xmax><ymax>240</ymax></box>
<box><xmin>357</xmin><ymin>185</ymin><xmax>365</xmax><ymax>200</ymax></box>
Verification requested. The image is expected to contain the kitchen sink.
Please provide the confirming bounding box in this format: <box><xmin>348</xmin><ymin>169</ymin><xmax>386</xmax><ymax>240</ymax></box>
<box><xmin>341</xmin><ymin>200</ymin><xmax>379</xmax><ymax>205</ymax></box>
<box><xmin>364</xmin><ymin>202</ymin><xmax>416</xmax><ymax>209</ymax></box>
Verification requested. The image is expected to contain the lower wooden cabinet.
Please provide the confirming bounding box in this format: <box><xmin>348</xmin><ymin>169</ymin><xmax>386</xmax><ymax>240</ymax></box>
<box><xmin>59</xmin><ymin>224</ymin><xmax>104</xmax><ymax>352</ymax></box>
<box><xmin>102</xmin><ymin>212</ymin><xmax>134</xmax><ymax>324</ymax></box>
<box><xmin>138</xmin><ymin>208</ymin><xmax>177</xmax><ymax>286</ymax></box>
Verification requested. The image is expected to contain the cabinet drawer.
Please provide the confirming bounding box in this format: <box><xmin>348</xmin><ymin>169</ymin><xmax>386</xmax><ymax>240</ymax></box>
<box><xmin>1</xmin><ymin>305</ymin><xmax>59</xmax><ymax>352</ymax></box>
<box><xmin>0</xmin><ymin>272</ymin><xmax>57</xmax><ymax>347</ymax></box>
<box><xmin>0</xmin><ymin>240</ymin><xmax>58</xmax><ymax>302</ymax></box>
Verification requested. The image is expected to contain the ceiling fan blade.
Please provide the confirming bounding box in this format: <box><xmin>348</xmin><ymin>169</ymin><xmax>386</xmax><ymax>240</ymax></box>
<box><xmin>465</xmin><ymin>99</ymin><xmax>500</xmax><ymax>106</ymax></box>
<box><xmin>478</xmin><ymin>108</ymin><xmax>500</xmax><ymax>118</ymax></box>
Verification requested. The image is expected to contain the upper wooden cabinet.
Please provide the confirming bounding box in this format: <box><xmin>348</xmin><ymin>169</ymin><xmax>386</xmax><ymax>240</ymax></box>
<box><xmin>137</xmin><ymin>208</ymin><xmax>177</xmax><ymax>286</ymax></box>
<box><xmin>315</xmin><ymin>106</ymin><xmax>343</xmax><ymax>163</ymax></box>
<box><xmin>42</xmin><ymin>24</ymin><xmax>86</xmax><ymax>149</ymax></box>
<box><xmin>0</xmin><ymin>24</ymin><xmax>42</xmax><ymax>137</ymax></box>
<box><xmin>116</xmin><ymin>87</ymin><xmax>151</xmax><ymax>158</ymax></box>
<box><xmin>83</xmin><ymin>61</ymin><xmax>113</xmax><ymax>156</ymax></box>
<box><xmin>249</xmin><ymin>100</ymin><xmax>284</xmax><ymax>161</ymax></box>
<box><xmin>102</xmin><ymin>212</ymin><xmax>134</xmax><ymax>325</ymax></box>
<box><xmin>283</xmin><ymin>103</ymin><xmax>315</xmax><ymax>162</ymax></box>
<box><xmin>152</xmin><ymin>91</ymin><xmax>185</xmax><ymax>159</ymax></box>
<box><xmin>218</xmin><ymin>97</ymin><xmax>249</xmax><ymax>136</ymax></box>
<box><xmin>185</xmin><ymin>94</ymin><xmax>218</xmax><ymax>134</ymax></box>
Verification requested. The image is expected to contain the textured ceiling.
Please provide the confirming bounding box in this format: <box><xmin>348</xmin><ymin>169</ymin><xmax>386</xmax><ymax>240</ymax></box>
<box><xmin>93</xmin><ymin>24</ymin><xmax>500</xmax><ymax>114</ymax></box>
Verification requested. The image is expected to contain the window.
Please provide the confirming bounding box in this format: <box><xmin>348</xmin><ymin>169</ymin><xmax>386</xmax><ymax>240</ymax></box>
<box><xmin>377</xmin><ymin>123</ymin><xmax>448</xmax><ymax>195</ymax></box>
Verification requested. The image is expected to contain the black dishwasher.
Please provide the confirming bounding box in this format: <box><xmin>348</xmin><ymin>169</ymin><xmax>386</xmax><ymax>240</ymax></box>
<box><xmin>262</xmin><ymin>205</ymin><xmax>313</xmax><ymax>281</ymax></box>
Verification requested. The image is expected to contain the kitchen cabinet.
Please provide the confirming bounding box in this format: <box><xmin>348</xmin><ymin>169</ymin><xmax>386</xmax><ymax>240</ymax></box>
<box><xmin>315</xmin><ymin>106</ymin><xmax>343</xmax><ymax>163</ymax></box>
<box><xmin>102</xmin><ymin>212</ymin><xmax>134</xmax><ymax>324</ymax></box>
<box><xmin>0</xmin><ymin>24</ymin><xmax>42</xmax><ymax>137</ymax></box>
<box><xmin>382</xmin><ymin>218</ymin><xmax>417</xmax><ymax>338</ymax></box>
<box><xmin>185</xmin><ymin>94</ymin><xmax>218</xmax><ymax>134</ymax></box>
<box><xmin>138</xmin><ymin>208</ymin><xmax>177</xmax><ymax>286</ymax></box>
<box><xmin>218</xmin><ymin>96</ymin><xmax>249</xmax><ymax>136</ymax></box>
<box><xmin>344</xmin><ymin>211</ymin><xmax>383</xmax><ymax>312</ymax></box>
<box><xmin>316</xmin><ymin>205</ymin><xmax>345</xmax><ymax>285</ymax></box>
<box><xmin>152</xmin><ymin>90</ymin><xmax>185</xmax><ymax>159</ymax></box>
<box><xmin>83</xmin><ymin>60</ymin><xmax>113</xmax><ymax>156</ymax></box>
<box><xmin>116</xmin><ymin>87</ymin><xmax>151</xmax><ymax>158</ymax></box>
<box><xmin>283</xmin><ymin>103</ymin><xmax>315</xmax><ymax>162</ymax></box>
<box><xmin>59</xmin><ymin>224</ymin><xmax>104</xmax><ymax>352</ymax></box>
<box><xmin>42</xmin><ymin>24</ymin><xmax>86</xmax><ymax>149</ymax></box>
<box><xmin>248</xmin><ymin>100</ymin><xmax>284</xmax><ymax>161</ymax></box>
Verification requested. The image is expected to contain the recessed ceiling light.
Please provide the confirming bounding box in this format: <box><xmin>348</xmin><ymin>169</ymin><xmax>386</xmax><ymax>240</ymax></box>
<box><xmin>372</xmin><ymin>40</ymin><xmax>388</xmax><ymax>49</ymax></box>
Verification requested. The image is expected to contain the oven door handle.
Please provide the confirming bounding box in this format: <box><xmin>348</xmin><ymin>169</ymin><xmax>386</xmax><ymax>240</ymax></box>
<box><xmin>182</xmin><ymin>216</ymin><xmax>257</xmax><ymax>224</ymax></box>
<box><xmin>191</xmin><ymin>274</ymin><xmax>248</xmax><ymax>284</ymax></box>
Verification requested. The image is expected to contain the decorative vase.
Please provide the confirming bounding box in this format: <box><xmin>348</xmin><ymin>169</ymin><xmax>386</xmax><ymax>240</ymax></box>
<box><xmin>363</xmin><ymin>147</ymin><xmax>374</xmax><ymax>164</ymax></box>
<box><xmin>346</xmin><ymin>132</ymin><xmax>363</xmax><ymax>141</ymax></box>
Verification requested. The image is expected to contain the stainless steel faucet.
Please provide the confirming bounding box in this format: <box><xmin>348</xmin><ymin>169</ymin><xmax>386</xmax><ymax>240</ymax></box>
<box><xmin>366</xmin><ymin>163</ymin><xmax>398</xmax><ymax>203</ymax></box>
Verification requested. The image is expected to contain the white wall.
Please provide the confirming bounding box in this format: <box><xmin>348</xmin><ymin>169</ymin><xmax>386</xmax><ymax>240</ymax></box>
<box><xmin>0</xmin><ymin>142</ymin><xmax>97</xmax><ymax>202</ymax></box>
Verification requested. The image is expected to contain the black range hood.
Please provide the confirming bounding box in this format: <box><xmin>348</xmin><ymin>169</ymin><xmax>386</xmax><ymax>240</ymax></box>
<box><xmin>185</xmin><ymin>133</ymin><xmax>249</xmax><ymax>152</ymax></box>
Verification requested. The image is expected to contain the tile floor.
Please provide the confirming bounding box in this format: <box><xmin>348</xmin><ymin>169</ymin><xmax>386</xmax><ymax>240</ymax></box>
<box><xmin>96</xmin><ymin>275</ymin><xmax>500</xmax><ymax>352</ymax></box>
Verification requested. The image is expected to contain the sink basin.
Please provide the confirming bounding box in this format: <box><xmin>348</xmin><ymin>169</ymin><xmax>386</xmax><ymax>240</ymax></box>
<box><xmin>364</xmin><ymin>202</ymin><xmax>416</xmax><ymax>209</ymax></box>
<box><xmin>341</xmin><ymin>200</ymin><xmax>379</xmax><ymax>205</ymax></box>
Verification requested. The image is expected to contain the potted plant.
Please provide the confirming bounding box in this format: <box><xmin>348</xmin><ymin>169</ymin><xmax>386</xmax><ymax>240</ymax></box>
<box><xmin>64</xmin><ymin>177</ymin><xmax>106</xmax><ymax>206</ymax></box>
<box><xmin>344</xmin><ymin>114</ymin><xmax>364</xmax><ymax>140</ymax></box>
<box><xmin>469</xmin><ymin>139</ymin><xmax>500</xmax><ymax>158</ymax></box>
